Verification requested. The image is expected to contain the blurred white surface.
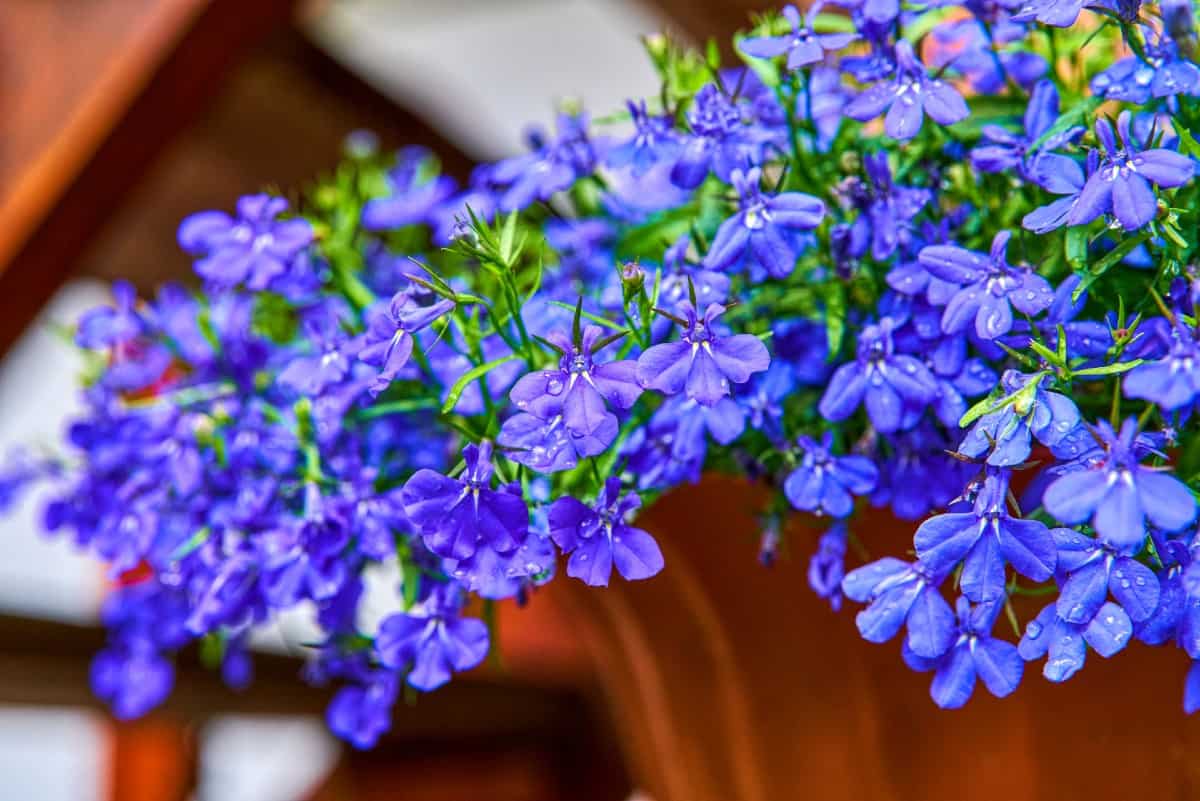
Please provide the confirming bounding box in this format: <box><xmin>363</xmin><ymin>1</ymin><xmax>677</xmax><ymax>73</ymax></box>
<box><xmin>0</xmin><ymin>280</ymin><xmax>109</xmax><ymax>622</ymax></box>
<box><xmin>308</xmin><ymin>0</ymin><xmax>665</xmax><ymax>159</ymax></box>
<box><xmin>0</xmin><ymin>707</ymin><xmax>106</xmax><ymax>801</ymax></box>
<box><xmin>197</xmin><ymin>716</ymin><xmax>340</xmax><ymax>801</ymax></box>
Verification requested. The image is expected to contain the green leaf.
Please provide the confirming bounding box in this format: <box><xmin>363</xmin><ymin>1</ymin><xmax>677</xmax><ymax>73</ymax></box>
<box><xmin>1029</xmin><ymin>95</ymin><xmax>1103</xmax><ymax>152</ymax></box>
<box><xmin>1065</xmin><ymin>226</ymin><xmax>1088</xmax><ymax>270</ymax></box>
<box><xmin>441</xmin><ymin>354</ymin><xmax>521</xmax><ymax>414</ymax></box>
<box><xmin>1073</xmin><ymin>359</ymin><xmax>1144</xmax><ymax>378</ymax></box>
<box><xmin>1075</xmin><ymin>229</ymin><xmax>1152</xmax><ymax>299</ymax></box>
<box><xmin>821</xmin><ymin>283</ymin><xmax>847</xmax><ymax>360</ymax></box>
<box><xmin>548</xmin><ymin>301</ymin><xmax>626</xmax><ymax>332</ymax></box>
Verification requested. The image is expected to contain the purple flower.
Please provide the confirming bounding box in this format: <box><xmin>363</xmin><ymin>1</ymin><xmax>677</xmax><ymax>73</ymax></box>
<box><xmin>444</xmin><ymin>533</ymin><xmax>556</xmax><ymax>600</ymax></box>
<box><xmin>818</xmin><ymin>317</ymin><xmax>938</xmax><ymax>433</ymax></box>
<box><xmin>91</xmin><ymin>644</ymin><xmax>175</xmax><ymax>721</ymax></box>
<box><xmin>740</xmin><ymin>362</ymin><xmax>795</xmax><ymax>438</ymax></box>
<box><xmin>1123</xmin><ymin>322</ymin><xmax>1200</xmax><ymax>410</ymax></box>
<box><xmin>918</xmin><ymin>231</ymin><xmax>1054</xmax><ymax>340</ymax></box>
<box><xmin>636</xmin><ymin>301</ymin><xmax>770</xmax><ymax>406</ymax></box>
<box><xmin>509</xmin><ymin>324</ymin><xmax>642</xmax><ymax>439</ymax></box>
<box><xmin>808</xmin><ymin>523</ymin><xmax>848</xmax><ymax>610</ymax></box>
<box><xmin>620</xmin><ymin>396</ymin><xmax>745</xmax><ymax>490</ymax></box>
<box><xmin>548</xmin><ymin>478</ymin><xmax>664</xmax><ymax>586</ymax></box>
<box><xmin>958</xmin><ymin>370</ymin><xmax>1080</xmax><ymax>467</ymax></box>
<box><xmin>842</xmin><ymin>557</ymin><xmax>957</xmax><ymax>659</ymax></box>
<box><xmin>703</xmin><ymin>167</ymin><xmax>825</xmax><ymax>278</ymax></box>
<box><xmin>1066</xmin><ymin>111</ymin><xmax>1195</xmax><ymax>231</ymax></box>
<box><xmin>783</xmin><ymin>432</ymin><xmax>878</xmax><ymax>518</ymax></box>
<box><xmin>1021</xmin><ymin>152</ymin><xmax>1093</xmax><ymax>234</ymax></box>
<box><xmin>1019</xmin><ymin>598</ymin><xmax>1133</xmax><ymax>683</ymax></box>
<box><xmin>76</xmin><ymin>281</ymin><xmax>143</xmax><ymax>349</ymax></box>
<box><xmin>327</xmin><ymin>672</ymin><xmax>399</xmax><ymax>749</ymax></box>
<box><xmin>362</xmin><ymin>147</ymin><xmax>457</xmax><ymax>231</ymax></box>
<box><xmin>670</xmin><ymin>84</ymin><xmax>759</xmax><ymax>189</ymax></box>
<box><xmin>970</xmin><ymin>80</ymin><xmax>1080</xmax><ymax>177</ymax></box>
<box><xmin>1043</xmin><ymin>418</ymin><xmax>1197</xmax><ymax>550</ymax></box>
<box><xmin>844</xmin><ymin>153</ymin><xmax>931</xmax><ymax>262</ymax></box>
<box><xmin>178</xmin><ymin>194</ymin><xmax>313</xmax><ymax>289</ymax></box>
<box><xmin>401</xmin><ymin>441</ymin><xmax>529</xmax><ymax>561</ymax></box>
<box><xmin>915</xmin><ymin>469</ymin><xmax>1056</xmax><ymax>602</ymax></box>
<box><xmin>359</xmin><ymin>284</ymin><xmax>454</xmax><ymax>396</ymax></box>
<box><xmin>844</xmin><ymin>41</ymin><xmax>969</xmax><ymax>141</ymax></box>
<box><xmin>497</xmin><ymin>410</ymin><xmax>618</xmax><ymax>473</ymax></box>
<box><xmin>1011</xmin><ymin>0</ymin><xmax>1094</xmax><ymax>26</ymax></box>
<box><xmin>871</xmin><ymin>423</ymin><xmax>973</xmax><ymax>520</ymax></box>
<box><xmin>607</xmin><ymin>100</ymin><xmax>682</xmax><ymax>177</ymax></box>
<box><xmin>1047</xmin><ymin>526</ymin><xmax>1161</xmax><ymax>630</ymax></box>
<box><xmin>278</xmin><ymin>323</ymin><xmax>363</xmax><ymax>397</ymax></box>
<box><xmin>490</xmin><ymin>113</ymin><xmax>596</xmax><ymax>212</ymax></box>
<box><xmin>1092</xmin><ymin>29</ymin><xmax>1200</xmax><ymax>103</ymax></box>
<box><xmin>376</xmin><ymin>597</ymin><xmax>489</xmax><ymax>691</ymax></box>
<box><xmin>904</xmin><ymin>598</ymin><xmax>1023</xmax><ymax>708</ymax></box>
<box><xmin>739</xmin><ymin>4</ymin><xmax>857</xmax><ymax>70</ymax></box>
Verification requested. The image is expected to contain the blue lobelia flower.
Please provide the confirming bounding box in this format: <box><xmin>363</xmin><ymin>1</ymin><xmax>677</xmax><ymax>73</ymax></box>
<box><xmin>76</xmin><ymin>281</ymin><xmax>144</xmax><ymax>349</ymax></box>
<box><xmin>904</xmin><ymin>598</ymin><xmax>1023</xmax><ymax>709</ymax></box>
<box><xmin>1049</xmin><ymin>526</ymin><xmax>1162</xmax><ymax>627</ymax></box>
<box><xmin>917</xmin><ymin>231</ymin><xmax>1054</xmax><ymax>341</ymax></box>
<box><xmin>509</xmin><ymin>324</ymin><xmax>643</xmax><ymax>440</ymax></box>
<box><xmin>620</xmin><ymin>395</ymin><xmax>745</xmax><ymax>490</ymax></box>
<box><xmin>1018</xmin><ymin>599</ymin><xmax>1134</xmax><ymax>682</ymax></box>
<box><xmin>783</xmin><ymin>432</ymin><xmax>879</xmax><ymax>518</ymax></box>
<box><xmin>845</xmin><ymin>153</ymin><xmax>931</xmax><ymax>262</ymax></box>
<box><xmin>740</xmin><ymin>362</ymin><xmax>795</xmax><ymax>440</ymax></box>
<box><xmin>818</xmin><ymin>317</ymin><xmax>939</xmax><ymax>433</ymax></box>
<box><xmin>1066</xmin><ymin>111</ymin><xmax>1196</xmax><ymax>231</ymax></box>
<box><xmin>915</xmin><ymin>468</ymin><xmax>1057</xmax><ymax>603</ymax></box>
<box><xmin>703</xmin><ymin>167</ymin><xmax>825</xmax><ymax>278</ymax></box>
<box><xmin>497</xmin><ymin>410</ymin><xmax>618</xmax><ymax>474</ymax></box>
<box><xmin>871</xmin><ymin>422</ymin><xmax>973</xmax><ymax>521</ymax></box>
<box><xmin>958</xmin><ymin>370</ymin><xmax>1080</xmax><ymax>467</ymax></box>
<box><xmin>444</xmin><ymin>532</ymin><xmax>557</xmax><ymax>600</ymax></box>
<box><xmin>178</xmin><ymin>194</ymin><xmax>313</xmax><ymax>290</ymax></box>
<box><xmin>739</xmin><ymin>4</ymin><xmax>857</xmax><ymax>71</ymax></box>
<box><xmin>607</xmin><ymin>100</ymin><xmax>683</xmax><ymax>177</ymax></box>
<box><xmin>401</xmin><ymin>441</ymin><xmax>529</xmax><ymax>561</ymax></box>
<box><xmin>326</xmin><ymin>671</ymin><xmax>399</xmax><ymax>749</ymax></box>
<box><xmin>1123</xmin><ymin>322</ymin><xmax>1200</xmax><ymax>410</ymax></box>
<box><xmin>278</xmin><ymin>322</ymin><xmax>364</xmax><ymax>397</ymax></box>
<box><xmin>375</xmin><ymin>591</ymin><xmax>490</xmax><ymax>691</ymax></box>
<box><xmin>834</xmin><ymin>0</ymin><xmax>902</xmax><ymax>26</ymax></box>
<box><xmin>842</xmin><ymin>557</ymin><xmax>957</xmax><ymax>659</ymax></box>
<box><xmin>91</xmin><ymin>644</ymin><xmax>176</xmax><ymax>721</ymax></box>
<box><xmin>636</xmin><ymin>301</ymin><xmax>770</xmax><ymax>406</ymax></box>
<box><xmin>970</xmin><ymin>80</ymin><xmax>1081</xmax><ymax>178</ymax></box>
<box><xmin>670</xmin><ymin>84</ymin><xmax>759</xmax><ymax>189</ymax></box>
<box><xmin>1091</xmin><ymin>28</ymin><xmax>1200</xmax><ymax>104</ymax></box>
<box><xmin>1003</xmin><ymin>274</ymin><xmax>1112</xmax><ymax>363</ymax></box>
<box><xmin>358</xmin><ymin>283</ymin><xmax>454</xmax><ymax>396</ymax></box>
<box><xmin>1042</xmin><ymin>418</ymin><xmax>1197</xmax><ymax>551</ymax></box>
<box><xmin>1011</xmin><ymin>0</ymin><xmax>1097</xmax><ymax>27</ymax></box>
<box><xmin>844</xmin><ymin>41</ymin><xmax>969</xmax><ymax>141</ymax></box>
<box><xmin>548</xmin><ymin>478</ymin><xmax>664</xmax><ymax>587</ymax></box>
<box><xmin>361</xmin><ymin>147</ymin><xmax>457</xmax><ymax>231</ymax></box>
<box><xmin>490</xmin><ymin>112</ymin><xmax>596</xmax><ymax>212</ymax></box>
<box><xmin>1021</xmin><ymin>150</ymin><xmax>1095</xmax><ymax>234</ymax></box>
<box><xmin>808</xmin><ymin>523</ymin><xmax>848</xmax><ymax>611</ymax></box>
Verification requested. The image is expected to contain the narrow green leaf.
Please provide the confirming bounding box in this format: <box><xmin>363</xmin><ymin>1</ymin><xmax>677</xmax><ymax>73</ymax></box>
<box><xmin>1029</xmin><ymin>96</ymin><xmax>1103</xmax><ymax>152</ymax></box>
<box><xmin>441</xmin><ymin>354</ymin><xmax>521</xmax><ymax>414</ymax></box>
<box><xmin>1073</xmin><ymin>359</ymin><xmax>1144</xmax><ymax>378</ymax></box>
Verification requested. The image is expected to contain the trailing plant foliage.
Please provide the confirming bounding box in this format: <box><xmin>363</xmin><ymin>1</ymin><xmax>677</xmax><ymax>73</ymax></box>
<box><xmin>8</xmin><ymin>0</ymin><xmax>1200</xmax><ymax>743</ymax></box>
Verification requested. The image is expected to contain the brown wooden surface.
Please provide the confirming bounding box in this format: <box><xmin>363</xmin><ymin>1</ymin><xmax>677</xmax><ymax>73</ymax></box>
<box><xmin>0</xmin><ymin>0</ymin><xmax>300</xmax><ymax>353</ymax></box>
<box><xmin>551</xmin><ymin>474</ymin><xmax>1200</xmax><ymax>801</ymax></box>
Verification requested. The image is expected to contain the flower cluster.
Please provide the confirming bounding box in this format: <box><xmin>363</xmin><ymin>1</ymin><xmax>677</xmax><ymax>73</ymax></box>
<box><xmin>6</xmin><ymin>0</ymin><xmax>1200</xmax><ymax>743</ymax></box>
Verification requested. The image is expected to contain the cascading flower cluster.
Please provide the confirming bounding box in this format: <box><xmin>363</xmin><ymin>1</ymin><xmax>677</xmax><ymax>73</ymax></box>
<box><xmin>6</xmin><ymin>0</ymin><xmax>1200</xmax><ymax>743</ymax></box>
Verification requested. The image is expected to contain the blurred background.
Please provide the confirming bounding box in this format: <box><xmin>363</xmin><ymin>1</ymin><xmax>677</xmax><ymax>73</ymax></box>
<box><xmin>0</xmin><ymin>1</ymin><xmax>772</xmax><ymax>798</ymax></box>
